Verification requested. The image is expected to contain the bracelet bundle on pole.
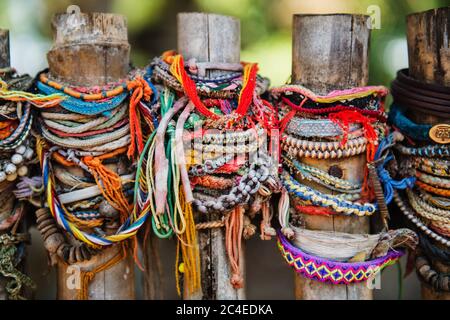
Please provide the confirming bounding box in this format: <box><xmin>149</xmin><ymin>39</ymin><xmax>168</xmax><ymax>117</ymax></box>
<box><xmin>272</xmin><ymin>81</ymin><xmax>417</xmax><ymax>285</ymax></box>
<box><xmin>380</xmin><ymin>67</ymin><xmax>450</xmax><ymax>294</ymax></box>
<box><xmin>0</xmin><ymin>66</ymin><xmax>61</xmax><ymax>299</ymax></box>
<box><xmin>32</xmin><ymin>67</ymin><xmax>157</xmax><ymax>298</ymax></box>
<box><xmin>138</xmin><ymin>50</ymin><xmax>279</xmax><ymax>295</ymax></box>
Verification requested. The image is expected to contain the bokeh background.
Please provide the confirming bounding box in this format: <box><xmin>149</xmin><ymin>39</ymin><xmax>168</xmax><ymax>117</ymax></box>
<box><xmin>1</xmin><ymin>0</ymin><xmax>448</xmax><ymax>300</ymax></box>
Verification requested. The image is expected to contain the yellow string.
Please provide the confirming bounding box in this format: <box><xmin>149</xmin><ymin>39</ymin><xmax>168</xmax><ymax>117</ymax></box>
<box><xmin>170</xmin><ymin>138</ymin><xmax>186</xmax><ymax>235</ymax></box>
<box><xmin>176</xmin><ymin>189</ymin><xmax>201</xmax><ymax>296</ymax></box>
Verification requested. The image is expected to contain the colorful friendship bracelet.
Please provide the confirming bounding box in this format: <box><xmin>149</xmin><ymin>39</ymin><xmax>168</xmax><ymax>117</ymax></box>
<box><xmin>277</xmin><ymin>232</ymin><xmax>403</xmax><ymax>285</ymax></box>
<box><xmin>281</xmin><ymin>171</ymin><xmax>377</xmax><ymax>217</ymax></box>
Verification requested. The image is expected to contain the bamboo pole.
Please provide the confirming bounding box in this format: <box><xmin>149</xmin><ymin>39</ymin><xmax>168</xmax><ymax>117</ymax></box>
<box><xmin>46</xmin><ymin>11</ymin><xmax>134</xmax><ymax>300</ymax></box>
<box><xmin>291</xmin><ymin>14</ymin><xmax>373</xmax><ymax>300</ymax></box>
<box><xmin>0</xmin><ymin>28</ymin><xmax>11</xmax><ymax>300</ymax></box>
<box><xmin>177</xmin><ymin>12</ymin><xmax>245</xmax><ymax>300</ymax></box>
<box><xmin>406</xmin><ymin>6</ymin><xmax>450</xmax><ymax>300</ymax></box>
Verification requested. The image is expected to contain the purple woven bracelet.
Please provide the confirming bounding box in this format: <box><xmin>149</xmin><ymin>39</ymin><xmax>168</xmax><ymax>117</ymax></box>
<box><xmin>277</xmin><ymin>233</ymin><xmax>404</xmax><ymax>285</ymax></box>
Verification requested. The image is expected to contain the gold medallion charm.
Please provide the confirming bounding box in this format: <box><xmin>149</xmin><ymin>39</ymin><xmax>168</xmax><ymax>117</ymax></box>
<box><xmin>429</xmin><ymin>124</ymin><xmax>450</xmax><ymax>144</ymax></box>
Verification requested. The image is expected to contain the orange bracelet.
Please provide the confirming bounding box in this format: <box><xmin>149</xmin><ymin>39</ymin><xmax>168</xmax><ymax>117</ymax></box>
<box><xmin>416</xmin><ymin>181</ymin><xmax>450</xmax><ymax>197</ymax></box>
<box><xmin>39</xmin><ymin>72</ymin><xmax>127</xmax><ymax>101</ymax></box>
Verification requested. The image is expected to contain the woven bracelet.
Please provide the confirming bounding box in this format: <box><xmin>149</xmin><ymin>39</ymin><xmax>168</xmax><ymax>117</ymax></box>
<box><xmin>277</xmin><ymin>233</ymin><xmax>403</xmax><ymax>285</ymax></box>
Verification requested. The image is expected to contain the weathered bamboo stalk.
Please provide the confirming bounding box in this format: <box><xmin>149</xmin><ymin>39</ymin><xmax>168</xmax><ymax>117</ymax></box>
<box><xmin>47</xmin><ymin>11</ymin><xmax>134</xmax><ymax>300</ymax></box>
<box><xmin>406</xmin><ymin>7</ymin><xmax>450</xmax><ymax>301</ymax></box>
<box><xmin>143</xmin><ymin>234</ymin><xmax>164</xmax><ymax>300</ymax></box>
<box><xmin>177</xmin><ymin>12</ymin><xmax>245</xmax><ymax>300</ymax></box>
<box><xmin>291</xmin><ymin>14</ymin><xmax>373</xmax><ymax>300</ymax></box>
<box><xmin>0</xmin><ymin>28</ymin><xmax>11</xmax><ymax>300</ymax></box>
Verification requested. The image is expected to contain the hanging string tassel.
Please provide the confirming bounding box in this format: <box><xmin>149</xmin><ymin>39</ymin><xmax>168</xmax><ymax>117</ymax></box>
<box><xmin>127</xmin><ymin>76</ymin><xmax>152</xmax><ymax>159</ymax></box>
<box><xmin>225</xmin><ymin>206</ymin><xmax>244</xmax><ymax>289</ymax></box>
<box><xmin>82</xmin><ymin>156</ymin><xmax>132</xmax><ymax>222</ymax></box>
<box><xmin>329</xmin><ymin>110</ymin><xmax>379</xmax><ymax>200</ymax></box>
<box><xmin>328</xmin><ymin>110</ymin><xmax>378</xmax><ymax>154</ymax></box>
<box><xmin>169</xmin><ymin>53</ymin><xmax>259</xmax><ymax>121</ymax></box>
<box><xmin>170</xmin><ymin>54</ymin><xmax>218</xmax><ymax>119</ymax></box>
<box><xmin>260</xmin><ymin>201</ymin><xmax>276</xmax><ymax>240</ymax></box>
<box><xmin>236</xmin><ymin>63</ymin><xmax>258</xmax><ymax>116</ymax></box>
<box><xmin>175</xmin><ymin>189</ymin><xmax>201</xmax><ymax>296</ymax></box>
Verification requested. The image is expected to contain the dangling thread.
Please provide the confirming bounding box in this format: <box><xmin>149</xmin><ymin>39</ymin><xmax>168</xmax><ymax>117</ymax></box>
<box><xmin>175</xmin><ymin>189</ymin><xmax>200</xmax><ymax>296</ymax></box>
<box><xmin>225</xmin><ymin>206</ymin><xmax>244</xmax><ymax>289</ymax></box>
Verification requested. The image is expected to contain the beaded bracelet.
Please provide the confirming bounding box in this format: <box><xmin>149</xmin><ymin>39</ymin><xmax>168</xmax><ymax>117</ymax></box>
<box><xmin>393</xmin><ymin>190</ymin><xmax>450</xmax><ymax>247</ymax></box>
<box><xmin>193</xmin><ymin>154</ymin><xmax>275</xmax><ymax>214</ymax></box>
<box><xmin>277</xmin><ymin>233</ymin><xmax>403</xmax><ymax>285</ymax></box>
<box><xmin>415</xmin><ymin>180</ymin><xmax>450</xmax><ymax>197</ymax></box>
<box><xmin>281</xmin><ymin>171</ymin><xmax>376</xmax><ymax>217</ymax></box>
<box><xmin>395</xmin><ymin>144</ymin><xmax>450</xmax><ymax>158</ymax></box>
<box><xmin>419</xmin><ymin>190</ymin><xmax>450</xmax><ymax>210</ymax></box>
<box><xmin>282</xmin><ymin>142</ymin><xmax>367</xmax><ymax>160</ymax></box>
<box><xmin>282</xmin><ymin>133</ymin><xmax>368</xmax><ymax>152</ymax></box>
<box><xmin>416</xmin><ymin>171</ymin><xmax>450</xmax><ymax>189</ymax></box>
<box><xmin>39</xmin><ymin>72</ymin><xmax>128</xmax><ymax>100</ymax></box>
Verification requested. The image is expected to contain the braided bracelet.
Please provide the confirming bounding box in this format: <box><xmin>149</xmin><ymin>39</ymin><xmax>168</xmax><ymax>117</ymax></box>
<box><xmin>193</xmin><ymin>154</ymin><xmax>274</xmax><ymax>214</ymax></box>
<box><xmin>188</xmin><ymin>154</ymin><xmax>235</xmax><ymax>176</ymax></box>
<box><xmin>393</xmin><ymin>190</ymin><xmax>450</xmax><ymax>247</ymax></box>
<box><xmin>186</xmin><ymin>126</ymin><xmax>264</xmax><ymax>144</ymax></box>
<box><xmin>419</xmin><ymin>191</ymin><xmax>450</xmax><ymax>210</ymax></box>
<box><xmin>193</xmin><ymin>135</ymin><xmax>265</xmax><ymax>154</ymax></box>
<box><xmin>281</xmin><ymin>171</ymin><xmax>376</xmax><ymax>217</ymax></box>
<box><xmin>42</xmin><ymin>104</ymin><xmax>128</xmax><ymax>135</ymax></box>
<box><xmin>395</xmin><ymin>144</ymin><xmax>450</xmax><ymax>158</ymax></box>
<box><xmin>277</xmin><ymin>233</ymin><xmax>403</xmax><ymax>285</ymax></box>
<box><xmin>283</xmin><ymin>157</ymin><xmax>362</xmax><ymax>193</ymax></box>
<box><xmin>406</xmin><ymin>189</ymin><xmax>450</xmax><ymax>223</ymax></box>
<box><xmin>413</xmin><ymin>157</ymin><xmax>450</xmax><ymax>176</ymax></box>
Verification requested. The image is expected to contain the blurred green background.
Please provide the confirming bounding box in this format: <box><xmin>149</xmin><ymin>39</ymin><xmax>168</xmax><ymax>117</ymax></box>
<box><xmin>1</xmin><ymin>0</ymin><xmax>448</xmax><ymax>300</ymax></box>
<box><xmin>1</xmin><ymin>0</ymin><xmax>449</xmax><ymax>87</ymax></box>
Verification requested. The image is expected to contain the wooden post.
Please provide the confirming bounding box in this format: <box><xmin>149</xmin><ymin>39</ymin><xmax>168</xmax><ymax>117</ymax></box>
<box><xmin>0</xmin><ymin>28</ymin><xmax>10</xmax><ymax>300</ymax></box>
<box><xmin>47</xmin><ymin>11</ymin><xmax>134</xmax><ymax>300</ymax></box>
<box><xmin>406</xmin><ymin>7</ymin><xmax>450</xmax><ymax>300</ymax></box>
<box><xmin>291</xmin><ymin>14</ymin><xmax>373</xmax><ymax>300</ymax></box>
<box><xmin>177</xmin><ymin>12</ymin><xmax>245</xmax><ymax>300</ymax></box>
<box><xmin>143</xmin><ymin>234</ymin><xmax>164</xmax><ymax>300</ymax></box>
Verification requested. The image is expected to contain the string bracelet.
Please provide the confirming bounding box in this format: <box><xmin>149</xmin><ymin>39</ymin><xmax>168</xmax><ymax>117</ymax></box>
<box><xmin>277</xmin><ymin>232</ymin><xmax>404</xmax><ymax>285</ymax></box>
